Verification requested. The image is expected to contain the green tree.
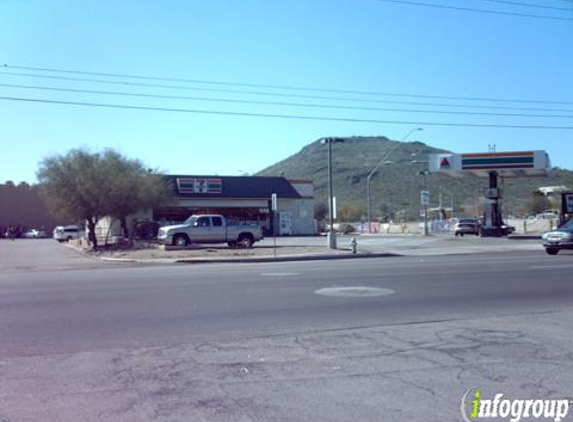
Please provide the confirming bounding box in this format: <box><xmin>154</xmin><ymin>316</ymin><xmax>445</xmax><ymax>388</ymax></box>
<box><xmin>337</xmin><ymin>202</ymin><xmax>364</xmax><ymax>222</ymax></box>
<box><xmin>314</xmin><ymin>202</ymin><xmax>327</xmax><ymax>221</ymax></box>
<box><xmin>103</xmin><ymin>151</ymin><xmax>173</xmax><ymax>240</ymax></box>
<box><xmin>528</xmin><ymin>190</ymin><xmax>551</xmax><ymax>215</ymax></box>
<box><xmin>37</xmin><ymin>148</ymin><xmax>172</xmax><ymax>249</ymax></box>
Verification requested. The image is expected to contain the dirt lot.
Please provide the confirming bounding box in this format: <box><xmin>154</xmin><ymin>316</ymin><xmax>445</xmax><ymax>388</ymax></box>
<box><xmin>70</xmin><ymin>239</ymin><xmax>351</xmax><ymax>261</ymax></box>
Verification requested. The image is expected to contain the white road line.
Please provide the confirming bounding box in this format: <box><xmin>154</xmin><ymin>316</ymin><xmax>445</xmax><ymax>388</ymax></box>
<box><xmin>528</xmin><ymin>264</ymin><xmax>573</xmax><ymax>270</ymax></box>
<box><xmin>315</xmin><ymin>286</ymin><xmax>395</xmax><ymax>298</ymax></box>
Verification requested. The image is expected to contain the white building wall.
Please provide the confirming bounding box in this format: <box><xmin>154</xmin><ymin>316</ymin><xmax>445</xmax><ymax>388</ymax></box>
<box><xmin>288</xmin><ymin>180</ymin><xmax>314</xmax><ymax>197</ymax></box>
<box><xmin>284</xmin><ymin>180</ymin><xmax>316</xmax><ymax>235</ymax></box>
<box><xmin>277</xmin><ymin>197</ymin><xmax>316</xmax><ymax>235</ymax></box>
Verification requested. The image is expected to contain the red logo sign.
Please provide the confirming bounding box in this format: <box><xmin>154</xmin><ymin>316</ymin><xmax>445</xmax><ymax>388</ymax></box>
<box><xmin>440</xmin><ymin>157</ymin><xmax>451</xmax><ymax>168</ymax></box>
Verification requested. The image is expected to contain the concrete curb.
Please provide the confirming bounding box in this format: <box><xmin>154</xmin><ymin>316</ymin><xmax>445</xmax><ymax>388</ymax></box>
<box><xmin>173</xmin><ymin>252</ymin><xmax>401</xmax><ymax>264</ymax></box>
<box><xmin>97</xmin><ymin>252</ymin><xmax>402</xmax><ymax>264</ymax></box>
<box><xmin>100</xmin><ymin>257</ymin><xmax>138</xmax><ymax>263</ymax></box>
<box><xmin>62</xmin><ymin>241</ymin><xmax>541</xmax><ymax>265</ymax></box>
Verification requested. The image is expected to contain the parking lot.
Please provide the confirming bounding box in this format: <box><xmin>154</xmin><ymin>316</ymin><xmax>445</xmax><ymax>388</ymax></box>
<box><xmin>0</xmin><ymin>238</ymin><xmax>110</xmax><ymax>273</ymax></box>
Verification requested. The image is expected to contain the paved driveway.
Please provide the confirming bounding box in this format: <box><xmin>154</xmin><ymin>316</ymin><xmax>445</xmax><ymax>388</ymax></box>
<box><xmin>0</xmin><ymin>238</ymin><xmax>109</xmax><ymax>273</ymax></box>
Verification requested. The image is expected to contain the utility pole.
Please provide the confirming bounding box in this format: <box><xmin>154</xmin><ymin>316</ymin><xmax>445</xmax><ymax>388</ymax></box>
<box><xmin>419</xmin><ymin>170</ymin><xmax>430</xmax><ymax>236</ymax></box>
<box><xmin>320</xmin><ymin>137</ymin><xmax>344</xmax><ymax>249</ymax></box>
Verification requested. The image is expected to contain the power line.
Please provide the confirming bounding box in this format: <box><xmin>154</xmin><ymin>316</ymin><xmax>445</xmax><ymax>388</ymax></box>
<box><xmin>2</xmin><ymin>83</ymin><xmax>572</xmax><ymax>119</ymax></box>
<box><xmin>365</xmin><ymin>0</ymin><xmax>573</xmax><ymax>21</ymax></box>
<box><xmin>2</xmin><ymin>95</ymin><xmax>572</xmax><ymax>130</ymax></box>
<box><xmin>472</xmin><ymin>0</ymin><xmax>572</xmax><ymax>12</ymax></box>
<box><xmin>3</xmin><ymin>79</ymin><xmax>572</xmax><ymax>115</ymax></box>
<box><xmin>3</xmin><ymin>64</ymin><xmax>572</xmax><ymax>106</ymax></box>
<box><xmin>528</xmin><ymin>0</ymin><xmax>573</xmax><ymax>4</ymax></box>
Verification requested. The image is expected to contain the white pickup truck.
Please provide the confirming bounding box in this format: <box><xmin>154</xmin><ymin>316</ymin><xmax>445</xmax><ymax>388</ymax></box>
<box><xmin>157</xmin><ymin>214</ymin><xmax>263</xmax><ymax>248</ymax></box>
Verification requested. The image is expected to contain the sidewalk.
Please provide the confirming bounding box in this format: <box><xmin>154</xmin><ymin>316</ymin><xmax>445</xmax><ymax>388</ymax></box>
<box><xmin>66</xmin><ymin>234</ymin><xmax>545</xmax><ymax>264</ymax></box>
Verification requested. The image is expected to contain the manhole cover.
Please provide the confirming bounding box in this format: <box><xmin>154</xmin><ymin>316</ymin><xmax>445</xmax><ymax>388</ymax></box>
<box><xmin>315</xmin><ymin>286</ymin><xmax>395</xmax><ymax>298</ymax></box>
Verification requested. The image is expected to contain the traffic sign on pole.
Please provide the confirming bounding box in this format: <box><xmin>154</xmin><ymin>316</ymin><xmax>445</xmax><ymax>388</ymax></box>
<box><xmin>420</xmin><ymin>190</ymin><xmax>430</xmax><ymax>206</ymax></box>
<box><xmin>271</xmin><ymin>193</ymin><xmax>277</xmax><ymax>211</ymax></box>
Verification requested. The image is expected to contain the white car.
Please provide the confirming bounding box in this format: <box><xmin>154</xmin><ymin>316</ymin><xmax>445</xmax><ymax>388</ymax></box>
<box><xmin>22</xmin><ymin>229</ymin><xmax>48</xmax><ymax>238</ymax></box>
<box><xmin>537</xmin><ymin>211</ymin><xmax>559</xmax><ymax>220</ymax></box>
<box><xmin>53</xmin><ymin>225</ymin><xmax>84</xmax><ymax>242</ymax></box>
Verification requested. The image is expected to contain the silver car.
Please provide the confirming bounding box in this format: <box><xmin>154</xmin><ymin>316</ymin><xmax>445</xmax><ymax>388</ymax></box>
<box><xmin>543</xmin><ymin>219</ymin><xmax>573</xmax><ymax>255</ymax></box>
<box><xmin>454</xmin><ymin>218</ymin><xmax>480</xmax><ymax>237</ymax></box>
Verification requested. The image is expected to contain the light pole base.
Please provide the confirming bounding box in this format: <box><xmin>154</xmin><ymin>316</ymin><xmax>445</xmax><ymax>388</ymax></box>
<box><xmin>327</xmin><ymin>232</ymin><xmax>337</xmax><ymax>249</ymax></box>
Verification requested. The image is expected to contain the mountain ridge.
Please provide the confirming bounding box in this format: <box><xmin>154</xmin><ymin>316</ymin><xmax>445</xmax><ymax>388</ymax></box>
<box><xmin>257</xmin><ymin>137</ymin><xmax>573</xmax><ymax>220</ymax></box>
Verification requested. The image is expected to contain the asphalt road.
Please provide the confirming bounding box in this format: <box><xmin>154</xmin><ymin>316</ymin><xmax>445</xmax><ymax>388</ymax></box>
<box><xmin>0</xmin><ymin>244</ymin><xmax>571</xmax><ymax>358</ymax></box>
<box><xmin>1</xmin><ymin>240</ymin><xmax>573</xmax><ymax>422</ymax></box>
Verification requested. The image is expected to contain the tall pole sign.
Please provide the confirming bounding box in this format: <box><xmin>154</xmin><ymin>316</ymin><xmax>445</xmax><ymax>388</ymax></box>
<box><xmin>271</xmin><ymin>193</ymin><xmax>277</xmax><ymax>257</ymax></box>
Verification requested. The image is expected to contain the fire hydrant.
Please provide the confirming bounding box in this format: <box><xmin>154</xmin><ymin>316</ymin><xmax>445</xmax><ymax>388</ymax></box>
<box><xmin>350</xmin><ymin>237</ymin><xmax>357</xmax><ymax>254</ymax></box>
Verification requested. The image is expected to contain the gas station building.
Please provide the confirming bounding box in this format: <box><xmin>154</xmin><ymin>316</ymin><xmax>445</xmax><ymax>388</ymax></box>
<box><xmin>429</xmin><ymin>150</ymin><xmax>552</xmax><ymax>236</ymax></box>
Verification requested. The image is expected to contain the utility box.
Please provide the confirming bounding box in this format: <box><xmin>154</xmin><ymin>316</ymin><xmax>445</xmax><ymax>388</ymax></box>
<box><xmin>279</xmin><ymin>212</ymin><xmax>293</xmax><ymax>236</ymax></box>
<box><xmin>561</xmin><ymin>192</ymin><xmax>573</xmax><ymax>224</ymax></box>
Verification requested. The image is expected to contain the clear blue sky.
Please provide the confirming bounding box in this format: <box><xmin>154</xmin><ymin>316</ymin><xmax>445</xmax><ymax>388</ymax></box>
<box><xmin>1</xmin><ymin>0</ymin><xmax>572</xmax><ymax>184</ymax></box>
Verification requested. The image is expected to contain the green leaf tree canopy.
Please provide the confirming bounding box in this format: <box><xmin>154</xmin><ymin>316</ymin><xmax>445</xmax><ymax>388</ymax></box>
<box><xmin>528</xmin><ymin>190</ymin><xmax>552</xmax><ymax>215</ymax></box>
<box><xmin>37</xmin><ymin>148</ymin><xmax>172</xmax><ymax>248</ymax></box>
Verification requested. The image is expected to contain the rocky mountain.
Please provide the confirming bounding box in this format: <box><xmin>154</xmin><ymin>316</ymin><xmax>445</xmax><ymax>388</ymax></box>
<box><xmin>257</xmin><ymin>136</ymin><xmax>573</xmax><ymax>220</ymax></box>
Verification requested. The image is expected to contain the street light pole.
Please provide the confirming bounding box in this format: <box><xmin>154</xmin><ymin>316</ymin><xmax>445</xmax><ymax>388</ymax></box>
<box><xmin>327</xmin><ymin>139</ymin><xmax>334</xmax><ymax>246</ymax></box>
<box><xmin>366</xmin><ymin>160</ymin><xmax>392</xmax><ymax>233</ymax></box>
<box><xmin>419</xmin><ymin>170</ymin><xmax>430</xmax><ymax>236</ymax></box>
<box><xmin>366</xmin><ymin>127</ymin><xmax>422</xmax><ymax>233</ymax></box>
<box><xmin>321</xmin><ymin>137</ymin><xmax>344</xmax><ymax>249</ymax></box>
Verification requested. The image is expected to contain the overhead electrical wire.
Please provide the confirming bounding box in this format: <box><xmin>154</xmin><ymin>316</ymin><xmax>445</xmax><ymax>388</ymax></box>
<box><xmin>365</xmin><ymin>0</ymin><xmax>573</xmax><ymax>20</ymax></box>
<box><xmin>472</xmin><ymin>0</ymin><xmax>572</xmax><ymax>12</ymax></box>
<box><xmin>1</xmin><ymin>65</ymin><xmax>570</xmax><ymax>129</ymax></box>
<box><xmin>1</xmin><ymin>96</ymin><xmax>572</xmax><ymax>130</ymax></box>
<box><xmin>2</xmin><ymin>78</ymin><xmax>571</xmax><ymax>114</ymax></box>
<box><xmin>1</xmin><ymin>83</ymin><xmax>572</xmax><ymax>119</ymax></box>
<box><xmin>3</xmin><ymin>64</ymin><xmax>572</xmax><ymax>106</ymax></box>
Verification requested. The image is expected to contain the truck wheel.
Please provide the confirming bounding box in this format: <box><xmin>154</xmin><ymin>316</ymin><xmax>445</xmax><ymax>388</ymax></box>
<box><xmin>237</xmin><ymin>234</ymin><xmax>254</xmax><ymax>249</ymax></box>
<box><xmin>173</xmin><ymin>234</ymin><xmax>189</xmax><ymax>247</ymax></box>
<box><xmin>546</xmin><ymin>247</ymin><xmax>559</xmax><ymax>255</ymax></box>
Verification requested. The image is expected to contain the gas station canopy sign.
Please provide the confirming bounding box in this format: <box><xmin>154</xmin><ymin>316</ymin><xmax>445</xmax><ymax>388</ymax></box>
<box><xmin>429</xmin><ymin>150</ymin><xmax>550</xmax><ymax>178</ymax></box>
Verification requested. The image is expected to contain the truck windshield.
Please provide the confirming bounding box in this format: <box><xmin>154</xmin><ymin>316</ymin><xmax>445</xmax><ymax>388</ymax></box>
<box><xmin>560</xmin><ymin>219</ymin><xmax>573</xmax><ymax>230</ymax></box>
<box><xmin>183</xmin><ymin>216</ymin><xmax>197</xmax><ymax>226</ymax></box>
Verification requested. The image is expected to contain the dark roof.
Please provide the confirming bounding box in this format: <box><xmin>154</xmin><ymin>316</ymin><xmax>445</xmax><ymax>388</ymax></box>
<box><xmin>166</xmin><ymin>175</ymin><xmax>302</xmax><ymax>199</ymax></box>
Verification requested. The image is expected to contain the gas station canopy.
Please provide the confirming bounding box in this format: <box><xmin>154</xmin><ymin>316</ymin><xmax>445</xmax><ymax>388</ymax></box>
<box><xmin>429</xmin><ymin>150</ymin><xmax>551</xmax><ymax>178</ymax></box>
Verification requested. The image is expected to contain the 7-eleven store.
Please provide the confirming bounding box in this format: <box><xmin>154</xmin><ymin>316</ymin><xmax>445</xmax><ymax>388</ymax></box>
<box><xmin>96</xmin><ymin>175</ymin><xmax>316</xmax><ymax>241</ymax></box>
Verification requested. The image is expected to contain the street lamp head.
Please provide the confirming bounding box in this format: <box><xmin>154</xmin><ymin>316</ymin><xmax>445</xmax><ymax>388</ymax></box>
<box><xmin>399</xmin><ymin>127</ymin><xmax>423</xmax><ymax>143</ymax></box>
<box><xmin>320</xmin><ymin>137</ymin><xmax>345</xmax><ymax>145</ymax></box>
